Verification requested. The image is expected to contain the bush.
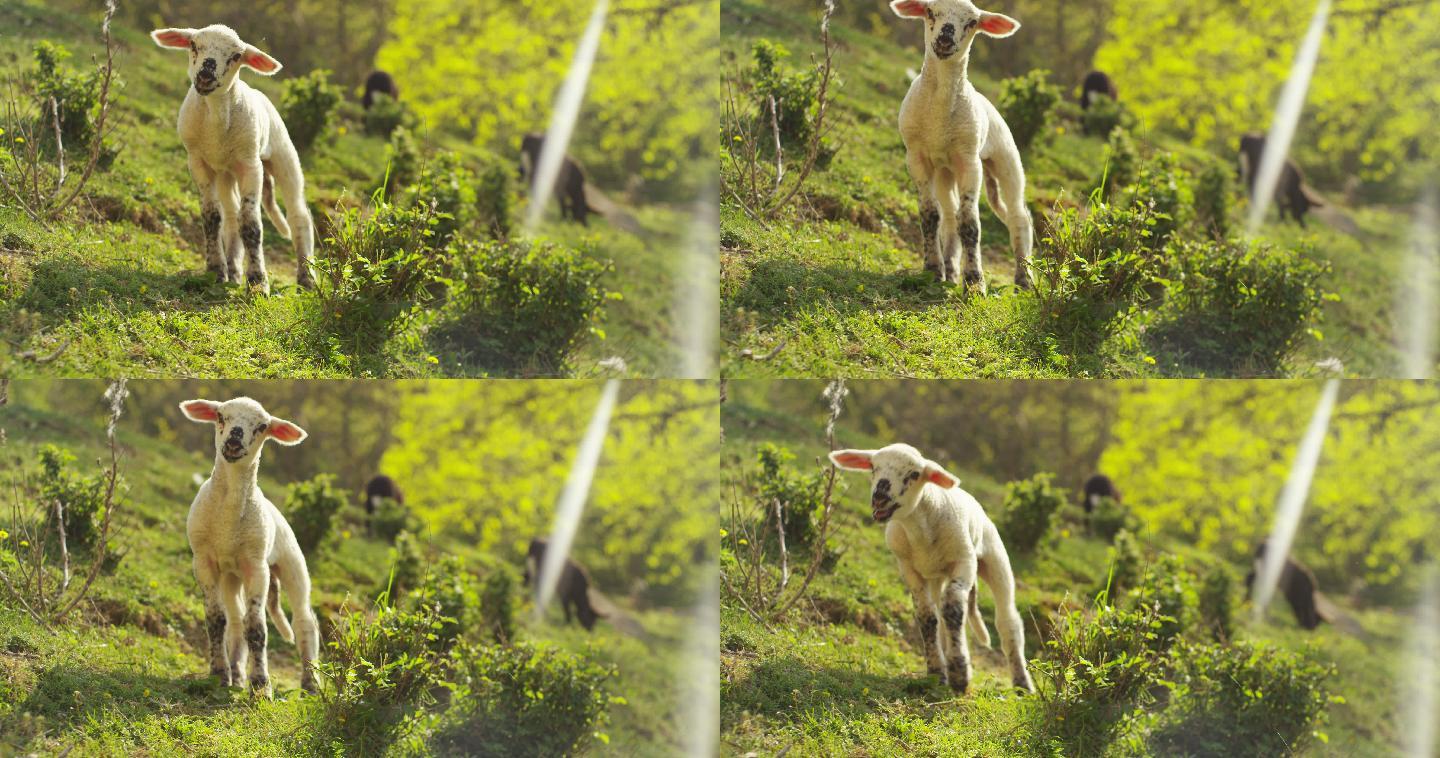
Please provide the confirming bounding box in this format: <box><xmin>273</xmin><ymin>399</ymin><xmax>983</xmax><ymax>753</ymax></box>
<box><xmin>1197</xmin><ymin>564</ymin><xmax>1235</xmax><ymax>641</ymax></box>
<box><xmin>1122</xmin><ymin>154</ymin><xmax>1193</xmax><ymax>250</ymax></box>
<box><xmin>372</xmin><ymin>495</ymin><xmax>419</xmax><ymax>542</ymax></box>
<box><xmin>408</xmin><ymin>554</ymin><xmax>480</xmax><ymax>650</ymax></box>
<box><xmin>1146</xmin><ymin>640</ymin><xmax>1334</xmax><ymax>757</ymax></box>
<box><xmin>387</xmin><ymin>530</ymin><xmax>425</xmax><ymax>597</ymax></box>
<box><xmin>1034</xmin><ymin>201</ymin><xmax>1164</xmax><ymax>339</ymax></box>
<box><xmin>1033</xmin><ymin>602</ymin><xmax>1167</xmax><ymax>749</ymax></box>
<box><xmin>403</xmin><ymin>151</ymin><xmax>475</xmax><ymax>248</ymax></box>
<box><xmin>279</xmin><ymin>69</ymin><xmax>342</xmax><ymax>153</ymax></box>
<box><xmin>419</xmin><ymin>641</ymin><xmax>614</xmax><ymax>757</ymax></box>
<box><xmin>478</xmin><ymin>562</ymin><xmax>519</xmax><ymax>643</ymax></box>
<box><xmin>1103</xmin><ymin>528</ymin><xmax>1144</xmax><ymax>597</ymax></box>
<box><xmin>755</xmin><ymin>443</ymin><xmax>826</xmax><ymax>549</ymax></box>
<box><xmin>1080</xmin><ymin>93</ymin><xmax>1130</xmax><ymax>138</ymax></box>
<box><xmin>1125</xmin><ymin>554</ymin><xmax>1198</xmax><ymax>652</ymax></box>
<box><xmin>363</xmin><ymin>92</ymin><xmax>413</xmax><ymax>138</ymax></box>
<box><xmin>382</xmin><ymin>127</ymin><xmax>422</xmax><ymax>196</ymax></box>
<box><xmin>749</xmin><ymin>39</ymin><xmax>823</xmax><ymax>150</ymax></box>
<box><xmin>999</xmin><ymin>473</ymin><xmax>1066</xmax><ymax>554</ymax></box>
<box><xmin>997</xmin><ymin>69</ymin><xmax>1062</xmax><ymax>152</ymax></box>
<box><xmin>1193</xmin><ymin>161</ymin><xmax>1233</xmax><ymax>240</ymax></box>
<box><xmin>315</xmin><ymin>195</ymin><xmax>442</xmax><ymax>352</ymax></box>
<box><xmin>475</xmin><ymin>162</ymin><xmax>513</xmax><ymax>240</ymax></box>
<box><xmin>31</xmin><ymin>41</ymin><xmax>111</xmax><ymax>162</ymax></box>
<box><xmin>1088</xmin><ymin>495</ymin><xmax>1136</xmax><ymax>541</ymax></box>
<box><xmin>37</xmin><ymin>444</ymin><xmax>108</xmax><ymax>551</ymax></box>
<box><xmin>1150</xmin><ymin>239</ymin><xmax>1329</xmax><ymax>375</ymax></box>
<box><xmin>433</xmin><ymin>238</ymin><xmax>613</xmax><ymax>373</ymax></box>
<box><xmin>1099</xmin><ymin>128</ymin><xmax>1140</xmax><ymax>198</ymax></box>
<box><xmin>285</xmin><ymin>474</ymin><xmax>348</xmax><ymax>555</ymax></box>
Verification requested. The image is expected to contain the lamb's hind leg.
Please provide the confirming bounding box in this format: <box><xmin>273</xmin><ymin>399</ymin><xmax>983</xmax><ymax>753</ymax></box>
<box><xmin>905</xmin><ymin>149</ymin><xmax>944</xmax><ymax>281</ymax></box>
<box><xmin>277</xmin><ymin>552</ymin><xmax>321</xmax><ymax>693</ymax></box>
<box><xmin>268</xmin><ymin>151</ymin><xmax>315</xmax><ymax>289</ymax></box>
<box><xmin>984</xmin><ymin>151</ymin><xmax>1035</xmax><ymax>289</ymax></box>
<box><xmin>978</xmin><ymin>528</ymin><xmax>1034</xmax><ymax>692</ymax></box>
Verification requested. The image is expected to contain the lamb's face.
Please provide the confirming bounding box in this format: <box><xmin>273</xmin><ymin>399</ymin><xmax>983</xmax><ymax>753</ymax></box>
<box><xmin>889</xmin><ymin>0</ymin><xmax>1019</xmax><ymax>61</ymax></box>
<box><xmin>151</xmin><ymin>25</ymin><xmax>282</xmax><ymax>97</ymax></box>
<box><xmin>829</xmin><ymin>443</ymin><xmax>960</xmax><ymax>523</ymax></box>
<box><xmin>179</xmin><ymin>396</ymin><xmax>307</xmax><ymax>465</ymax></box>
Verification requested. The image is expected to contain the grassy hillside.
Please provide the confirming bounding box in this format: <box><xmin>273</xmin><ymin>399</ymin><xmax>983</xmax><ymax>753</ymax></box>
<box><xmin>0</xmin><ymin>392</ymin><xmax>704</xmax><ymax>755</ymax></box>
<box><xmin>0</xmin><ymin>0</ymin><xmax>697</xmax><ymax>378</ymax></box>
<box><xmin>720</xmin><ymin>0</ymin><xmax>1423</xmax><ymax>378</ymax></box>
<box><xmin>720</xmin><ymin>385</ymin><xmax>1420</xmax><ymax>756</ymax></box>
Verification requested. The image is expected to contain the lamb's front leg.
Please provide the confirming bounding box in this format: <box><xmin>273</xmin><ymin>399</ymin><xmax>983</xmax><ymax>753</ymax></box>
<box><xmin>241</xmin><ymin>562</ymin><xmax>272</xmax><ymax>697</ymax></box>
<box><xmin>905</xmin><ymin>149</ymin><xmax>944</xmax><ymax>281</ymax></box>
<box><xmin>194</xmin><ymin>557</ymin><xmax>230</xmax><ymax>685</ymax></box>
<box><xmin>954</xmin><ymin>156</ymin><xmax>986</xmax><ymax>293</ymax></box>
<box><xmin>234</xmin><ymin>159</ymin><xmax>269</xmax><ymax>294</ymax></box>
<box><xmin>187</xmin><ymin>155</ymin><xmax>227</xmax><ymax>281</ymax></box>
<box><xmin>941</xmin><ymin>580</ymin><xmax>974</xmax><ymax>694</ymax></box>
<box><xmin>932</xmin><ymin>170</ymin><xmax>962</xmax><ymax>285</ymax></box>
<box><xmin>902</xmin><ymin>568</ymin><xmax>944</xmax><ymax>677</ymax></box>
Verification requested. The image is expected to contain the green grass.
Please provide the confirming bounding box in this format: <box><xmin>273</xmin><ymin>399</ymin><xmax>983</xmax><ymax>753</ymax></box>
<box><xmin>0</xmin><ymin>0</ymin><xmax>693</xmax><ymax>378</ymax></box>
<box><xmin>720</xmin><ymin>0</ymin><xmax>1425</xmax><ymax>378</ymax></box>
<box><xmin>721</xmin><ymin>393</ymin><xmax>1421</xmax><ymax>756</ymax></box>
<box><xmin>0</xmin><ymin>398</ymin><xmax>698</xmax><ymax>755</ymax></box>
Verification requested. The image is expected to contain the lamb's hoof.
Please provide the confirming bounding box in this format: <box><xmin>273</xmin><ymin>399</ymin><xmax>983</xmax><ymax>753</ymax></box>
<box><xmin>964</xmin><ymin>271</ymin><xmax>986</xmax><ymax>294</ymax></box>
<box><xmin>211</xmin><ymin>665</ymin><xmax>231</xmax><ymax>687</ymax></box>
<box><xmin>296</xmin><ymin>272</ymin><xmax>315</xmax><ymax>290</ymax></box>
<box><xmin>228</xmin><ymin>663</ymin><xmax>243</xmax><ymax>687</ymax></box>
<box><xmin>300</xmin><ymin>676</ymin><xmax>318</xmax><ymax>695</ymax></box>
<box><xmin>249</xmin><ymin>676</ymin><xmax>272</xmax><ymax>699</ymax></box>
<box><xmin>206</xmin><ymin>264</ymin><xmax>228</xmax><ymax>282</ymax></box>
<box><xmin>247</xmin><ymin>273</ymin><xmax>270</xmax><ymax>295</ymax></box>
<box><xmin>1014</xmin><ymin>271</ymin><xmax>1033</xmax><ymax>290</ymax></box>
<box><xmin>924</xmin><ymin>262</ymin><xmax>944</xmax><ymax>281</ymax></box>
<box><xmin>1014</xmin><ymin>673</ymin><xmax>1035</xmax><ymax>694</ymax></box>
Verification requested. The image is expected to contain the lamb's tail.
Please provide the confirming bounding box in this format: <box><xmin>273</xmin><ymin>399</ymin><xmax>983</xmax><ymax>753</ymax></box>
<box><xmin>583</xmin><ymin>184</ymin><xmax>643</xmax><ymax>235</ymax></box>
<box><xmin>262</xmin><ymin>170</ymin><xmax>292</xmax><ymax>240</ymax></box>
<box><xmin>268</xmin><ymin>569</ymin><xmax>294</xmax><ymax>643</ymax></box>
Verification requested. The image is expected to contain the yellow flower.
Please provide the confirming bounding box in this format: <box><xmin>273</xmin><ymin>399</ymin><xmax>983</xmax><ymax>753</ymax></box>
<box><xmin>149</xmin><ymin>580</ymin><xmax>158</xmax><ymax>589</ymax></box>
<box><xmin>426</xmin><ymin>355</ymin><xmax>439</xmax><ymax>365</ymax></box>
<box><xmin>143</xmin><ymin>688</ymin><xmax>150</xmax><ymax>697</ymax></box>
<box><xmin>338</xmin><ymin>126</ymin><xmax>348</xmax><ymax>136</ymax></box>
<box><xmin>341</xmin><ymin>530</ymin><xmax>352</xmax><ymax>540</ymax></box>
<box><xmin>14</xmin><ymin>136</ymin><xmax>24</xmax><ymax>144</ymax></box>
<box><xmin>1143</xmin><ymin>355</ymin><xmax>1156</xmax><ymax>365</ymax></box>
<box><xmin>144</xmin><ymin>176</ymin><xmax>154</xmax><ymax>185</ymax></box>
<box><xmin>19</xmin><ymin>540</ymin><xmax>28</xmax><ymax>548</ymax></box>
<box><xmin>0</xmin><ymin>529</ymin><xmax>8</xmax><ymax>540</ymax></box>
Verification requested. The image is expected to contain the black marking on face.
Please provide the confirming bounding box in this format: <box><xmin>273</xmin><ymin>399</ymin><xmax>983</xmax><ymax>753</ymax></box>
<box><xmin>874</xmin><ymin>478</ymin><xmax>893</xmax><ymax>499</ymax></box>
<box><xmin>964</xmin><ymin>18</ymin><xmax>978</xmax><ymax>33</ymax></box>
<box><xmin>899</xmin><ymin>470</ymin><xmax>921</xmax><ymax>495</ymax></box>
<box><xmin>925</xmin><ymin>8</ymin><xmax>934</xmax><ymax>21</ymax></box>
<box><xmin>940</xmin><ymin>22</ymin><xmax>955</xmax><ymax>37</ymax></box>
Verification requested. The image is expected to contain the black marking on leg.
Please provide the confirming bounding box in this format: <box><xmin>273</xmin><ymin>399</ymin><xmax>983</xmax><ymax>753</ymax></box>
<box><xmin>942</xmin><ymin>598</ymin><xmax>965</xmax><ymax>632</ymax></box>
<box><xmin>203</xmin><ymin>209</ymin><xmax>222</xmax><ymax>243</ymax></box>
<box><xmin>245</xmin><ymin>601</ymin><xmax>268</xmax><ymax>691</ymax></box>
<box><xmin>948</xmin><ymin>656</ymin><xmax>971</xmax><ymax>693</ymax></box>
<box><xmin>959</xmin><ymin>221</ymin><xmax>980</xmax><ymax>252</ymax></box>
<box><xmin>205</xmin><ymin>607</ymin><xmax>228</xmax><ymax>679</ymax></box>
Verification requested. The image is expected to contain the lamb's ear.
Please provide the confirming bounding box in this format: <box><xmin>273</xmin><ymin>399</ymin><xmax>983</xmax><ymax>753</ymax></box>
<box><xmin>977</xmin><ymin>12</ymin><xmax>1020</xmax><ymax>37</ymax></box>
<box><xmin>829</xmin><ymin>449</ymin><xmax>877</xmax><ymax>471</ymax></box>
<box><xmin>266</xmin><ymin>417</ymin><xmax>307</xmax><ymax>445</ymax></box>
<box><xmin>151</xmin><ymin>28</ymin><xmax>197</xmax><ymax>49</ymax></box>
<box><xmin>890</xmin><ymin>0</ymin><xmax>931</xmax><ymax>19</ymax></box>
<box><xmin>241</xmin><ymin>46</ymin><xmax>282</xmax><ymax>75</ymax></box>
<box><xmin>179</xmin><ymin>399</ymin><xmax>220</xmax><ymax>423</ymax></box>
<box><xmin>923</xmin><ymin>461</ymin><xmax>960</xmax><ymax>488</ymax></box>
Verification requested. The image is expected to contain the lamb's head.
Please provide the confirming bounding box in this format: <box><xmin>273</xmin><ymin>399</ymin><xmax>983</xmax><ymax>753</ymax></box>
<box><xmin>890</xmin><ymin>0</ymin><xmax>1019</xmax><ymax>61</ymax></box>
<box><xmin>179</xmin><ymin>397</ymin><xmax>306</xmax><ymax>465</ymax></box>
<box><xmin>151</xmin><ymin>25</ymin><xmax>281</xmax><ymax>97</ymax></box>
<box><xmin>829</xmin><ymin>443</ymin><xmax>960</xmax><ymax>523</ymax></box>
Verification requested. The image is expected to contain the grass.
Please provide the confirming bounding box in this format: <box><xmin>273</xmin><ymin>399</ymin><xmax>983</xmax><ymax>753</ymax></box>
<box><xmin>0</xmin><ymin>0</ymin><xmax>695</xmax><ymax>378</ymax></box>
<box><xmin>720</xmin><ymin>389</ymin><xmax>1421</xmax><ymax>756</ymax></box>
<box><xmin>720</xmin><ymin>0</ymin><xmax>1427</xmax><ymax>378</ymax></box>
<box><xmin>0</xmin><ymin>397</ymin><xmax>699</xmax><ymax>755</ymax></box>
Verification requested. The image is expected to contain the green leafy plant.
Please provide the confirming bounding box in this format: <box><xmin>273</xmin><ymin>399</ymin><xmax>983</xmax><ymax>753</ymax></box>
<box><xmin>31</xmin><ymin>41</ymin><xmax>111</xmax><ymax>162</ymax></box>
<box><xmin>997</xmin><ymin>69</ymin><xmax>1062</xmax><ymax>152</ymax></box>
<box><xmin>999</xmin><ymin>473</ymin><xmax>1067</xmax><ymax>554</ymax></box>
<box><xmin>285</xmin><ymin>474</ymin><xmax>347</xmax><ymax>555</ymax></box>
<box><xmin>37</xmin><ymin>444</ymin><xmax>107</xmax><ymax>551</ymax></box>
<box><xmin>372</xmin><ymin>495</ymin><xmax>420</xmax><ymax>542</ymax></box>
<box><xmin>362</xmin><ymin>92</ymin><xmax>413</xmax><ymax>138</ymax></box>
<box><xmin>1102</xmin><ymin>528</ymin><xmax>1144</xmax><ymax>597</ymax></box>
<box><xmin>750</xmin><ymin>39</ymin><xmax>824</xmax><ymax>151</ymax></box>
<box><xmin>478</xmin><ymin>562</ymin><xmax>519</xmax><ymax>643</ymax></box>
<box><xmin>1098</xmin><ymin>128</ymin><xmax>1141</xmax><ymax>198</ymax></box>
<box><xmin>1080</xmin><ymin>93</ymin><xmax>1131</xmax><ymax>139</ymax></box>
<box><xmin>755</xmin><ymin>443</ymin><xmax>826</xmax><ymax>549</ymax></box>
<box><xmin>1125</xmin><ymin>553</ymin><xmax>1198</xmax><ymax>652</ymax></box>
<box><xmin>475</xmin><ymin>161</ymin><xmax>513</xmax><ymax>241</ymax></box>
<box><xmin>1122</xmin><ymin>153</ymin><xmax>1193</xmax><ymax>249</ymax></box>
<box><xmin>381</xmin><ymin>126</ymin><xmax>422</xmax><ymax>195</ymax></box>
<box><xmin>408</xmin><ymin>554</ymin><xmax>480</xmax><ymax>650</ymax></box>
<box><xmin>1193</xmin><ymin>161</ymin><xmax>1233</xmax><ymax>241</ymax></box>
<box><xmin>1088</xmin><ymin>495</ymin><xmax>1137</xmax><ymax>541</ymax></box>
<box><xmin>1034</xmin><ymin>201</ymin><xmax>1164</xmax><ymax>343</ymax></box>
<box><xmin>1196</xmin><ymin>564</ymin><xmax>1235</xmax><ymax>641</ymax></box>
<box><xmin>279</xmin><ymin>69</ymin><xmax>342</xmax><ymax>152</ymax></box>
<box><xmin>403</xmin><ymin>151</ymin><xmax>475</xmax><ymax>249</ymax></box>
<box><xmin>386</xmin><ymin>530</ymin><xmax>425</xmax><ymax>597</ymax></box>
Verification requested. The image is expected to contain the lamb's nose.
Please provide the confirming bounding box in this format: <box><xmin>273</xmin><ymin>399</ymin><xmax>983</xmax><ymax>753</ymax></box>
<box><xmin>228</xmin><ymin>427</ymin><xmax>244</xmax><ymax>440</ymax></box>
<box><xmin>941</xmin><ymin>23</ymin><xmax>955</xmax><ymax>37</ymax></box>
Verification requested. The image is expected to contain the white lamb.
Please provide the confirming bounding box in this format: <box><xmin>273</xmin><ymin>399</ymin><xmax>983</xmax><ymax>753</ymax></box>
<box><xmin>151</xmin><ymin>25</ymin><xmax>315</xmax><ymax>294</ymax></box>
<box><xmin>180</xmin><ymin>397</ymin><xmax>320</xmax><ymax>696</ymax></box>
<box><xmin>891</xmin><ymin>0</ymin><xmax>1033</xmax><ymax>292</ymax></box>
<box><xmin>830</xmin><ymin>443</ymin><xmax>1033</xmax><ymax>694</ymax></box>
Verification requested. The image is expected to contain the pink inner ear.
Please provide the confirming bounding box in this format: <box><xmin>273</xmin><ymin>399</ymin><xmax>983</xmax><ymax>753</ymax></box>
<box><xmin>269</xmin><ymin>421</ymin><xmax>304</xmax><ymax>443</ymax></box>
<box><xmin>243</xmin><ymin>51</ymin><xmax>279</xmax><ymax>73</ymax></box>
<box><xmin>979</xmin><ymin>14</ymin><xmax>1017</xmax><ymax>34</ymax></box>
<box><xmin>154</xmin><ymin>30</ymin><xmax>191</xmax><ymax>48</ymax></box>
<box><xmin>926</xmin><ymin>469</ymin><xmax>957</xmax><ymax>487</ymax></box>
<box><xmin>182</xmin><ymin>401</ymin><xmax>218</xmax><ymax>421</ymax></box>
<box><xmin>891</xmin><ymin>0</ymin><xmax>929</xmax><ymax>18</ymax></box>
<box><xmin>833</xmin><ymin>452</ymin><xmax>874</xmax><ymax>470</ymax></box>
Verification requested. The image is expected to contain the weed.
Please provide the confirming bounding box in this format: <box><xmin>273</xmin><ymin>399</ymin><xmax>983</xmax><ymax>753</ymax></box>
<box><xmin>285</xmin><ymin>474</ymin><xmax>347</xmax><ymax>555</ymax></box>
<box><xmin>998</xmin><ymin>69</ymin><xmax>1062</xmax><ymax>153</ymax></box>
<box><xmin>280</xmin><ymin>69</ymin><xmax>342</xmax><ymax>153</ymax></box>
<box><xmin>999</xmin><ymin>473</ymin><xmax>1066</xmax><ymax>554</ymax></box>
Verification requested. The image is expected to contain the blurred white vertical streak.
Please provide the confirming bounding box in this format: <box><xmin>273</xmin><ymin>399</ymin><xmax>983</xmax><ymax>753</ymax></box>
<box><xmin>524</xmin><ymin>0</ymin><xmax>610</xmax><ymax>233</ymax></box>
<box><xmin>1246</xmin><ymin>0</ymin><xmax>1331</xmax><ymax>235</ymax></box>
<box><xmin>1399</xmin><ymin>187</ymin><xmax>1439</xmax><ymax>378</ymax></box>
<box><xmin>1252</xmin><ymin>379</ymin><xmax>1339</xmax><ymax>622</ymax></box>
<box><xmin>1402</xmin><ymin>566</ymin><xmax>1439</xmax><ymax>758</ymax></box>
<box><xmin>535</xmin><ymin>379</ymin><xmax>621</xmax><ymax>617</ymax></box>
<box><xmin>682</xmin><ymin>564</ymin><xmax>720</xmax><ymax>757</ymax></box>
<box><xmin>677</xmin><ymin>186</ymin><xmax>719</xmax><ymax>378</ymax></box>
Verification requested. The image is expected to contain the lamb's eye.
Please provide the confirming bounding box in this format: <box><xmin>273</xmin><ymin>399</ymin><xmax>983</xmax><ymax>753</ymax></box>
<box><xmin>230</xmin><ymin>53</ymin><xmax>242</xmax><ymax>63</ymax></box>
<box><xmin>255</xmin><ymin>423</ymin><xmax>268</xmax><ymax>434</ymax></box>
<box><xmin>216</xmin><ymin>413</ymin><xmax>225</xmax><ymax>425</ymax></box>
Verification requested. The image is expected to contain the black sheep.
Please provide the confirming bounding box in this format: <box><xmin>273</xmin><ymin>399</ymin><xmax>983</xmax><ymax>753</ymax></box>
<box><xmin>1079</xmin><ymin>70</ymin><xmax>1118</xmax><ymax>110</ymax></box>
<box><xmin>362</xmin><ymin>70</ymin><xmax>399</xmax><ymax>110</ymax></box>
<box><xmin>1238</xmin><ymin>132</ymin><xmax>1325</xmax><ymax>228</ymax></box>
<box><xmin>524</xmin><ymin>537</ymin><xmax>605</xmax><ymax>631</ymax></box>
<box><xmin>1081</xmin><ymin>473</ymin><xmax>1121</xmax><ymax>516</ymax></box>
<box><xmin>518</xmin><ymin>132</ymin><xmax>595</xmax><ymax>226</ymax></box>
<box><xmin>1244</xmin><ymin>541</ymin><xmax>1328</xmax><ymax>630</ymax></box>
<box><xmin>363</xmin><ymin>474</ymin><xmax>403</xmax><ymax>521</ymax></box>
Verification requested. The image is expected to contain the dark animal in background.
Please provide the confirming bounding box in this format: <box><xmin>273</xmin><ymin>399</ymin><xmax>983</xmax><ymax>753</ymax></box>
<box><xmin>1079</xmin><ymin>70</ymin><xmax>1118</xmax><ymax>110</ymax></box>
<box><xmin>518</xmin><ymin>132</ymin><xmax>594</xmax><ymax>226</ymax></box>
<box><xmin>1237</xmin><ymin>132</ymin><xmax>1324</xmax><ymax>228</ymax></box>
<box><xmin>1081</xmin><ymin>473</ymin><xmax>1121</xmax><ymax>515</ymax></box>
<box><xmin>363</xmin><ymin>474</ymin><xmax>403</xmax><ymax>522</ymax></box>
<box><xmin>524</xmin><ymin>537</ymin><xmax>605</xmax><ymax>630</ymax></box>
<box><xmin>362</xmin><ymin>70</ymin><xmax>399</xmax><ymax>110</ymax></box>
<box><xmin>1245</xmin><ymin>541</ymin><xmax>1330</xmax><ymax>630</ymax></box>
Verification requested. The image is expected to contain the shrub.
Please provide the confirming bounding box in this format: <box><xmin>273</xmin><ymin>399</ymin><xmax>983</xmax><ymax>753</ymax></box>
<box><xmin>31</xmin><ymin>41</ymin><xmax>111</xmax><ymax>162</ymax></box>
<box><xmin>999</xmin><ymin>473</ymin><xmax>1066</xmax><ymax>554</ymax></box>
<box><xmin>478</xmin><ymin>562</ymin><xmax>519</xmax><ymax>643</ymax></box>
<box><xmin>1088</xmin><ymin>495</ymin><xmax>1136</xmax><ymax>541</ymax></box>
<box><xmin>1196</xmin><ymin>564</ymin><xmax>1235</xmax><ymax>641</ymax></box>
<box><xmin>749</xmin><ymin>39</ymin><xmax>822</xmax><ymax>150</ymax></box>
<box><xmin>1098</xmin><ymin>128</ymin><xmax>1140</xmax><ymax>198</ymax></box>
<box><xmin>1146</xmin><ymin>640</ymin><xmax>1334</xmax><ymax>757</ymax></box>
<box><xmin>37</xmin><ymin>444</ymin><xmax>108</xmax><ymax>551</ymax></box>
<box><xmin>433</xmin><ymin>238</ymin><xmax>613</xmax><ymax>373</ymax></box>
<box><xmin>1033</xmin><ymin>201</ymin><xmax>1164</xmax><ymax>340</ymax></box>
<box><xmin>372</xmin><ymin>495</ymin><xmax>419</xmax><ymax>542</ymax></box>
<box><xmin>315</xmin><ymin>194</ymin><xmax>442</xmax><ymax>352</ymax></box>
<box><xmin>387</xmin><ymin>530</ymin><xmax>425</xmax><ymax>597</ymax></box>
<box><xmin>420</xmin><ymin>641</ymin><xmax>614</xmax><ymax>757</ymax></box>
<box><xmin>279</xmin><ymin>69</ymin><xmax>342</xmax><ymax>153</ymax></box>
<box><xmin>1122</xmin><ymin>153</ymin><xmax>1193</xmax><ymax>249</ymax></box>
<box><xmin>475</xmin><ymin>162</ymin><xmax>513</xmax><ymax>240</ymax></box>
<box><xmin>1125</xmin><ymin>554</ymin><xmax>1198</xmax><ymax>652</ymax></box>
<box><xmin>285</xmin><ymin>474</ymin><xmax>348</xmax><ymax>555</ymax></box>
<box><xmin>403</xmin><ymin>151</ymin><xmax>475</xmax><ymax>248</ymax></box>
<box><xmin>382</xmin><ymin>127</ymin><xmax>422</xmax><ymax>196</ymax></box>
<box><xmin>1103</xmin><ymin>528</ymin><xmax>1144</xmax><ymax>597</ymax></box>
<box><xmin>1193</xmin><ymin>161</ymin><xmax>1233</xmax><ymax>240</ymax></box>
<box><xmin>1080</xmin><ymin>93</ymin><xmax>1130</xmax><ymax>138</ymax></box>
<box><xmin>1032</xmin><ymin>602</ymin><xmax>1167</xmax><ymax>749</ymax></box>
<box><xmin>997</xmin><ymin>69</ymin><xmax>1062</xmax><ymax>152</ymax></box>
<box><xmin>1150</xmin><ymin>239</ymin><xmax>1329</xmax><ymax>375</ymax></box>
<box><xmin>408</xmin><ymin>554</ymin><xmax>479</xmax><ymax>650</ymax></box>
<box><xmin>362</xmin><ymin>92</ymin><xmax>412</xmax><ymax>138</ymax></box>
<box><xmin>755</xmin><ymin>443</ymin><xmax>826</xmax><ymax>549</ymax></box>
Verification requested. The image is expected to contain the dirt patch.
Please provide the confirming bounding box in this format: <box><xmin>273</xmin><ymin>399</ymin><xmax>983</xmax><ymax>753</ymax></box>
<box><xmin>809</xmin><ymin>594</ymin><xmax>890</xmax><ymax>636</ymax></box>
<box><xmin>86</xmin><ymin>194</ymin><xmax>169</xmax><ymax>235</ymax></box>
<box><xmin>90</xmin><ymin>596</ymin><xmax>174</xmax><ymax>639</ymax></box>
<box><xmin>807</xmin><ymin>193</ymin><xmax>884</xmax><ymax>234</ymax></box>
